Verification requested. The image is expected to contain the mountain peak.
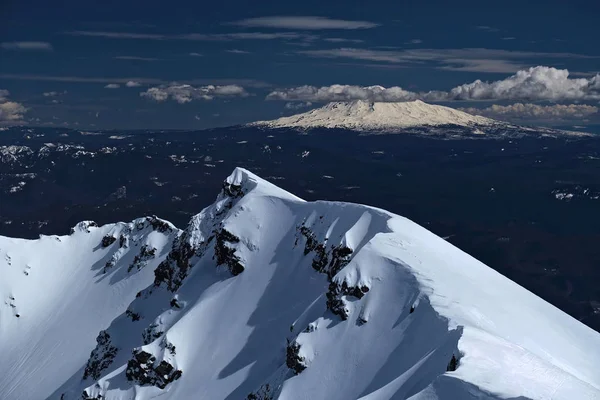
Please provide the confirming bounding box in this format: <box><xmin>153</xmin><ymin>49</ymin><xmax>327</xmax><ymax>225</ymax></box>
<box><xmin>2</xmin><ymin>168</ymin><xmax>599</xmax><ymax>400</ymax></box>
<box><xmin>251</xmin><ymin>100</ymin><xmax>499</xmax><ymax>131</ymax></box>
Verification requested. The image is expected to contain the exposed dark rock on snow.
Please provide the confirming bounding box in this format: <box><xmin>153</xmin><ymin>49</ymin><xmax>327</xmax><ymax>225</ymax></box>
<box><xmin>145</xmin><ymin>216</ymin><xmax>175</xmax><ymax>233</ymax></box>
<box><xmin>246</xmin><ymin>383</ymin><xmax>274</xmax><ymax>400</ymax></box>
<box><xmin>447</xmin><ymin>354</ymin><xmax>459</xmax><ymax>371</ymax></box>
<box><xmin>286</xmin><ymin>339</ymin><xmax>307</xmax><ymax>375</ymax></box>
<box><xmin>153</xmin><ymin>238</ymin><xmax>195</xmax><ymax>292</ymax></box>
<box><xmin>125</xmin><ymin>308</ymin><xmax>141</xmax><ymax>321</ymax></box>
<box><xmin>125</xmin><ymin>349</ymin><xmax>182</xmax><ymax>389</ymax></box>
<box><xmin>326</xmin><ymin>280</ymin><xmax>369</xmax><ymax>320</ymax></box>
<box><xmin>214</xmin><ymin>228</ymin><xmax>244</xmax><ymax>275</ymax></box>
<box><xmin>142</xmin><ymin>323</ymin><xmax>163</xmax><ymax>345</ymax></box>
<box><xmin>222</xmin><ymin>181</ymin><xmax>244</xmax><ymax>199</ymax></box>
<box><xmin>128</xmin><ymin>245</ymin><xmax>156</xmax><ymax>272</ymax></box>
<box><xmin>101</xmin><ymin>235</ymin><xmax>116</xmax><ymax>247</ymax></box>
<box><xmin>83</xmin><ymin>331</ymin><xmax>118</xmax><ymax>380</ymax></box>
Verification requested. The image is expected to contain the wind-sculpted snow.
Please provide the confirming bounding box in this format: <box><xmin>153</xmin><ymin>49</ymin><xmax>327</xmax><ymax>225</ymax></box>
<box><xmin>1</xmin><ymin>167</ymin><xmax>599</xmax><ymax>400</ymax></box>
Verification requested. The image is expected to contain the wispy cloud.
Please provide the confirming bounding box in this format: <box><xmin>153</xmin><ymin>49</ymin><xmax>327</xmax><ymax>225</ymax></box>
<box><xmin>1</xmin><ymin>41</ymin><xmax>53</xmax><ymax>51</ymax></box>
<box><xmin>285</xmin><ymin>101</ymin><xmax>313</xmax><ymax>110</ymax></box>
<box><xmin>266</xmin><ymin>66</ymin><xmax>600</xmax><ymax>102</ymax></box>
<box><xmin>323</xmin><ymin>38</ymin><xmax>364</xmax><ymax>43</ymax></box>
<box><xmin>189</xmin><ymin>52</ymin><xmax>203</xmax><ymax>57</ymax></box>
<box><xmin>476</xmin><ymin>26</ymin><xmax>500</xmax><ymax>33</ymax></box>
<box><xmin>226</xmin><ymin>49</ymin><xmax>251</xmax><ymax>54</ymax></box>
<box><xmin>66</xmin><ymin>30</ymin><xmax>309</xmax><ymax>41</ymax></box>
<box><xmin>140</xmin><ymin>84</ymin><xmax>249</xmax><ymax>103</ymax></box>
<box><xmin>298</xmin><ymin>47</ymin><xmax>599</xmax><ymax>73</ymax></box>
<box><xmin>406</xmin><ymin>39</ymin><xmax>423</xmax><ymax>44</ymax></box>
<box><xmin>104</xmin><ymin>83</ymin><xmax>120</xmax><ymax>89</ymax></box>
<box><xmin>125</xmin><ymin>81</ymin><xmax>141</xmax><ymax>87</ymax></box>
<box><xmin>502</xmin><ymin>37</ymin><xmax>516</xmax><ymax>40</ymax></box>
<box><xmin>114</xmin><ymin>56</ymin><xmax>158</xmax><ymax>61</ymax></box>
<box><xmin>226</xmin><ymin>16</ymin><xmax>379</xmax><ymax>30</ymax></box>
<box><xmin>42</xmin><ymin>91</ymin><xmax>67</xmax><ymax>97</ymax></box>
<box><xmin>66</xmin><ymin>31</ymin><xmax>166</xmax><ymax>39</ymax></box>
<box><xmin>0</xmin><ymin>73</ymin><xmax>271</xmax><ymax>88</ymax></box>
<box><xmin>459</xmin><ymin>103</ymin><xmax>599</xmax><ymax>122</ymax></box>
<box><xmin>0</xmin><ymin>89</ymin><xmax>28</xmax><ymax>125</ymax></box>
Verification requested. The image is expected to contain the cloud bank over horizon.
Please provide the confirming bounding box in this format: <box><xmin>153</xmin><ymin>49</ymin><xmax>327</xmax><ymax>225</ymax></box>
<box><xmin>460</xmin><ymin>103</ymin><xmax>598</xmax><ymax>122</ymax></box>
<box><xmin>140</xmin><ymin>84</ymin><xmax>249</xmax><ymax>103</ymax></box>
<box><xmin>0</xmin><ymin>89</ymin><xmax>28</xmax><ymax>125</ymax></box>
<box><xmin>267</xmin><ymin>67</ymin><xmax>600</xmax><ymax>103</ymax></box>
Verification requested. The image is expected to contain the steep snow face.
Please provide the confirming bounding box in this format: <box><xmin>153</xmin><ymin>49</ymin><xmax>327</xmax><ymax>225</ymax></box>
<box><xmin>2</xmin><ymin>168</ymin><xmax>600</xmax><ymax>400</ymax></box>
<box><xmin>251</xmin><ymin>100</ymin><xmax>499</xmax><ymax>131</ymax></box>
<box><xmin>0</xmin><ymin>217</ymin><xmax>179</xmax><ymax>400</ymax></box>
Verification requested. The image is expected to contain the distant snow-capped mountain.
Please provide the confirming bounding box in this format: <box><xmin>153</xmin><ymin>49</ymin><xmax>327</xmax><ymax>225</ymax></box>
<box><xmin>251</xmin><ymin>100</ymin><xmax>499</xmax><ymax>130</ymax></box>
<box><xmin>250</xmin><ymin>100</ymin><xmax>588</xmax><ymax>137</ymax></box>
<box><xmin>1</xmin><ymin>168</ymin><xmax>599</xmax><ymax>400</ymax></box>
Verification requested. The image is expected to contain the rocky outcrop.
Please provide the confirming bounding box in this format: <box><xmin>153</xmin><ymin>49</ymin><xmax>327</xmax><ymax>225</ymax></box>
<box><xmin>214</xmin><ymin>228</ymin><xmax>244</xmax><ymax>276</ymax></box>
<box><xmin>447</xmin><ymin>354</ymin><xmax>459</xmax><ymax>371</ymax></box>
<box><xmin>326</xmin><ymin>281</ymin><xmax>369</xmax><ymax>320</ymax></box>
<box><xmin>142</xmin><ymin>323</ymin><xmax>163</xmax><ymax>345</ymax></box>
<box><xmin>125</xmin><ymin>349</ymin><xmax>182</xmax><ymax>389</ymax></box>
<box><xmin>246</xmin><ymin>383</ymin><xmax>274</xmax><ymax>400</ymax></box>
<box><xmin>222</xmin><ymin>181</ymin><xmax>244</xmax><ymax>199</ymax></box>
<box><xmin>83</xmin><ymin>331</ymin><xmax>118</xmax><ymax>380</ymax></box>
<box><xmin>153</xmin><ymin>238</ymin><xmax>196</xmax><ymax>292</ymax></box>
<box><xmin>145</xmin><ymin>216</ymin><xmax>175</xmax><ymax>233</ymax></box>
<box><xmin>128</xmin><ymin>245</ymin><xmax>156</xmax><ymax>273</ymax></box>
<box><xmin>286</xmin><ymin>340</ymin><xmax>306</xmax><ymax>375</ymax></box>
<box><xmin>101</xmin><ymin>235</ymin><xmax>116</xmax><ymax>247</ymax></box>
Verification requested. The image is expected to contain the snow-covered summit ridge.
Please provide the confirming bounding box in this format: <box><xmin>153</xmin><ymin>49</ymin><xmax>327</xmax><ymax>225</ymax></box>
<box><xmin>1</xmin><ymin>167</ymin><xmax>599</xmax><ymax>400</ymax></box>
<box><xmin>251</xmin><ymin>99</ymin><xmax>500</xmax><ymax>131</ymax></box>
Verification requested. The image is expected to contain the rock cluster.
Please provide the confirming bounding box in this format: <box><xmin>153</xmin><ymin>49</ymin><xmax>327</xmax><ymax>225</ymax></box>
<box><xmin>125</xmin><ymin>349</ymin><xmax>182</xmax><ymax>389</ymax></box>
<box><xmin>83</xmin><ymin>331</ymin><xmax>118</xmax><ymax>380</ymax></box>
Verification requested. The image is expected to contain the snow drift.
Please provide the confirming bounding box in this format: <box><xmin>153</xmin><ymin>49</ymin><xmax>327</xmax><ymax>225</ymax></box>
<box><xmin>1</xmin><ymin>168</ymin><xmax>599</xmax><ymax>400</ymax></box>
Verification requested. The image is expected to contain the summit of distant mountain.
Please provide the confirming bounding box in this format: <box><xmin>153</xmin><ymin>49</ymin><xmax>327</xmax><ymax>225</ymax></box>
<box><xmin>250</xmin><ymin>100</ymin><xmax>591</xmax><ymax>138</ymax></box>
<box><xmin>251</xmin><ymin>100</ymin><xmax>499</xmax><ymax>131</ymax></box>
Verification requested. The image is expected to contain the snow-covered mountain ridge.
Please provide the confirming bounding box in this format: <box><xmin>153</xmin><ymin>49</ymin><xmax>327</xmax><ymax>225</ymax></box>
<box><xmin>1</xmin><ymin>168</ymin><xmax>599</xmax><ymax>400</ymax></box>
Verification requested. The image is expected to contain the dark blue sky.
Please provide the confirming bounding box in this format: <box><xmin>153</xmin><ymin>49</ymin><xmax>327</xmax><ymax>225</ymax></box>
<box><xmin>1</xmin><ymin>0</ymin><xmax>599</xmax><ymax>129</ymax></box>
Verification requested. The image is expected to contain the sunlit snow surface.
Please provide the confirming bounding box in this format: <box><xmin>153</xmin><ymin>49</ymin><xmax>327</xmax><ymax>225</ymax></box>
<box><xmin>1</xmin><ymin>168</ymin><xmax>599</xmax><ymax>400</ymax></box>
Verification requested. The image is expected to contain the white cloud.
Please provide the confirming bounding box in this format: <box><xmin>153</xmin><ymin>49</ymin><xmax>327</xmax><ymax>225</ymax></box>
<box><xmin>0</xmin><ymin>89</ymin><xmax>28</xmax><ymax>125</ymax></box>
<box><xmin>459</xmin><ymin>103</ymin><xmax>599</xmax><ymax>122</ymax></box>
<box><xmin>268</xmin><ymin>85</ymin><xmax>417</xmax><ymax>102</ymax></box>
<box><xmin>1</xmin><ymin>41</ymin><xmax>53</xmax><ymax>51</ymax></box>
<box><xmin>442</xmin><ymin>66</ymin><xmax>600</xmax><ymax>101</ymax></box>
<box><xmin>189</xmin><ymin>52</ymin><xmax>203</xmax><ymax>57</ymax></box>
<box><xmin>227</xmin><ymin>16</ymin><xmax>379</xmax><ymax>30</ymax></box>
<box><xmin>299</xmin><ymin>47</ymin><xmax>598</xmax><ymax>73</ymax></box>
<box><xmin>125</xmin><ymin>81</ymin><xmax>141</xmax><ymax>87</ymax></box>
<box><xmin>42</xmin><ymin>91</ymin><xmax>67</xmax><ymax>97</ymax></box>
<box><xmin>104</xmin><ymin>83</ymin><xmax>120</xmax><ymax>89</ymax></box>
<box><xmin>267</xmin><ymin>67</ymin><xmax>600</xmax><ymax>103</ymax></box>
<box><xmin>140</xmin><ymin>84</ymin><xmax>249</xmax><ymax>103</ymax></box>
<box><xmin>407</xmin><ymin>39</ymin><xmax>423</xmax><ymax>44</ymax></box>
<box><xmin>226</xmin><ymin>49</ymin><xmax>251</xmax><ymax>54</ymax></box>
<box><xmin>285</xmin><ymin>101</ymin><xmax>313</xmax><ymax>110</ymax></box>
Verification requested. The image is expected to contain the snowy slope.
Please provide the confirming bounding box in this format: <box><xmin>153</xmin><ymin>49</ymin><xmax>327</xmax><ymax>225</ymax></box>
<box><xmin>2</xmin><ymin>168</ymin><xmax>600</xmax><ymax>400</ymax></box>
<box><xmin>251</xmin><ymin>100</ymin><xmax>499</xmax><ymax>131</ymax></box>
